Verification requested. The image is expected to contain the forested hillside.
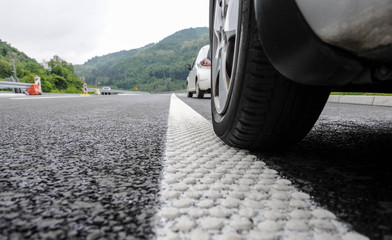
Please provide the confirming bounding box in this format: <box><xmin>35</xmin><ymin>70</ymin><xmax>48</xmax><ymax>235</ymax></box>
<box><xmin>0</xmin><ymin>40</ymin><xmax>83</xmax><ymax>93</ymax></box>
<box><xmin>74</xmin><ymin>27</ymin><xmax>209</xmax><ymax>92</ymax></box>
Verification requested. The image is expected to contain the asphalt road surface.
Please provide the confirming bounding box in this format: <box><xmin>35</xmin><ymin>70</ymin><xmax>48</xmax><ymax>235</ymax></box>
<box><xmin>1</xmin><ymin>93</ymin><xmax>391</xmax><ymax>240</ymax></box>
<box><xmin>0</xmin><ymin>94</ymin><xmax>171</xmax><ymax>240</ymax></box>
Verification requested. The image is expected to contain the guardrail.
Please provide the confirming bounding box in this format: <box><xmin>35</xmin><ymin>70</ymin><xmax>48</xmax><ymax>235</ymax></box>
<box><xmin>87</xmin><ymin>88</ymin><xmax>147</xmax><ymax>95</ymax></box>
<box><xmin>1</xmin><ymin>76</ymin><xmax>42</xmax><ymax>95</ymax></box>
<box><xmin>101</xmin><ymin>89</ymin><xmax>122</xmax><ymax>95</ymax></box>
<box><xmin>88</xmin><ymin>88</ymin><xmax>123</xmax><ymax>95</ymax></box>
<box><xmin>0</xmin><ymin>81</ymin><xmax>32</xmax><ymax>89</ymax></box>
<box><xmin>0</xmin><ymin>76</ymin><xmax>23</xmax><ymax>93</ymax></box>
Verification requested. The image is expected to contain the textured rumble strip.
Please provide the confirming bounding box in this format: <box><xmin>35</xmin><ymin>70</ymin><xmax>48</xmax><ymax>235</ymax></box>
<box><xmin>156</xmin><ymin>94</ymin><xmax>369</xmax><ymax>240</ymax></box>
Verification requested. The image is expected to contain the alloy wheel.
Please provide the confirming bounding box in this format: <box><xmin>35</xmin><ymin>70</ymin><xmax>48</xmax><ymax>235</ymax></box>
<box><xmin>212</xmin><ymin>0</ymin><xmax>240</xmax><ymax>114</ymax></box>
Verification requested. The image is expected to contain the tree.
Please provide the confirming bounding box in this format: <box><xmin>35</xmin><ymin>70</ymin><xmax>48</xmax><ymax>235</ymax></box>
<box><xmin>0</xmin><ymin>60</ymin><xmax>12</xmax><ymax>78</ymax></box>
<box><xmin>46</xmin><ymin>55</ymin><xmax>83</xmax><ymax>92</ymax></box>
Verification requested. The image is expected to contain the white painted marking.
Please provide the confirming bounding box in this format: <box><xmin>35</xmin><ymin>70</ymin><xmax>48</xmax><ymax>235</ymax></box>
<box><xmin>157</xmin><ymin>94</ymin><xmax>369</xmax><ymax>240</ymax></box>
<box><xmin>11</xmin><ymin>96</ymin><xmax>89</xmax><ymax>100</ymax></box>
<box><xmin>0</xmin><ymin>94</ymin><xmax>26</xmax><ymax>97</ymax></box>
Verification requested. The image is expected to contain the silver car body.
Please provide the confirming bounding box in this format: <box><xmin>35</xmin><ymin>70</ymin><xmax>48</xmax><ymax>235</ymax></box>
<box><xmin>253</xmin><ymin>0</ymin><xmax>392</xmax><ymax>88</ymax></box>
<box><xmin>295</xmin><ymin>0</ymin><xmax>392</xmax><ymax>55</ymax></box>
<box><xmin>187</xmin><ymin>45</ymin><xmax>211</xmax><ymax>92</ymax></box>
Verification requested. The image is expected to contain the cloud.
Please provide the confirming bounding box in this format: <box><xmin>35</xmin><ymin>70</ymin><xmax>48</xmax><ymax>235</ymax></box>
<box><xmin>0</xmin><ymin>0</ymin><xmax>209</xmax><ymax>64</ymax></box>
<box><xmin>0</xmin><ymin>0</ymin><xmax>108</xmax><ymax>63</ymax></box>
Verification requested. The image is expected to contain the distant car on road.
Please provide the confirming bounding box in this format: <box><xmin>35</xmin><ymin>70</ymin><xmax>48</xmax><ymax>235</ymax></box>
<box><xmin>185</xmin><ymin>45</ymin><xmax>211</xmax><ymax>99</ymax></box>
<box><xmin>210</xmin><ymin>0</ymin><xmax>392</xmax><ymax>150</ymax></box>
<box><xmin>101</xmin><ymin>86</ymin><xmax>111</xmax><ymax>95</ymax></box>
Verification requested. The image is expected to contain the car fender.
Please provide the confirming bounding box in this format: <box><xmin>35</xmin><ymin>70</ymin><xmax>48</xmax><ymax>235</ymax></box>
<box><xmin>196</xmin><ymin>71</ymin><xmax>211</xmax><ymax>91</ymax></box>
<box><xmin>188</xmin><ymin>69</ymin><xmax>197</xmax><ymax>91</ymax></box>
<box><xmin>253</xmin><ymin>0</ymin><xmax>371</xmax><ymax>86</ymax></box>
<box><xmin>186</xmin><ymin>76</ymin><xmax>192</xmax><ymax>91</ymax></box>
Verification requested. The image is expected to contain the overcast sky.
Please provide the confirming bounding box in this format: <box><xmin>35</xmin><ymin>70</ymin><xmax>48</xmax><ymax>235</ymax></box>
<box><xmin>0</xmin><ymin>0</ymin><xmax>209</xmax><ymax>65</ymax></box>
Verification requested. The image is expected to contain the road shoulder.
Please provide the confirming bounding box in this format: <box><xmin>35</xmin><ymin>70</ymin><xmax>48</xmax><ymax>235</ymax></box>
<box><xmin>328</xmin><ymin>95</ymin><xmax>392</xmax><ymax>107</ymax></box>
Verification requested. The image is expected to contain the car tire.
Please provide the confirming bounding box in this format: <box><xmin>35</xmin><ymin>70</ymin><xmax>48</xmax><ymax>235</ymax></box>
<box><xmin>187</xmin><ymin>88</ymin><xmax>193</xmax><ymax>98</ymax></box>
<box><xmin>210</xmin><ymin>0</ymin><xmax>330</xmax><ymax>150</ymax></box>
<box><xmin>196</xmin><ymin>80</ymin><xmax>204</xmax><ymax>99</ymax></box>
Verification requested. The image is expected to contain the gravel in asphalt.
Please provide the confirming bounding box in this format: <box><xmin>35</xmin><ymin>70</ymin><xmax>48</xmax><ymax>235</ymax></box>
<box><xmin>2</xmin><ymin>93</ymin><xmax>392</xmax><ymax>240</ymax></box>
<box><xmin>0</xmin><ymin>94</ymin><xmax>170</xmax><ymax>240</ymax></box>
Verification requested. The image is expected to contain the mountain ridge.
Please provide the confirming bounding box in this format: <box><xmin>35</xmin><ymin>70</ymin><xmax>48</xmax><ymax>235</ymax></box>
<box><xmin>74</xmin><ymin>27</ymin><xmax>209</xmax><ymax>92</ymax></box>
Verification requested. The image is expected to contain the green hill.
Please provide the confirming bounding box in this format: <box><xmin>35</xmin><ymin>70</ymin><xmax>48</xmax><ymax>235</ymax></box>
<box><xmin>74</xmin><ymin>27</ymin><xmax>209</xmax><ymax>92</ymax></box>
<box><xmin>0</xmin><ymin>40</ymin><xmax>43</xmax><ymax>83</ymax></box>
<box><xmin>0</xmin><ymin>40</ymin><xmax>83</xmax><ymax>93</ymax></box>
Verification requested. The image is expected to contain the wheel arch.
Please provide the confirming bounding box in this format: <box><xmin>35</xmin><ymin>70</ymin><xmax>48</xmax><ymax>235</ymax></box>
<box><xmin>195</xmin><ymin>76</ymin><xmax>198</xmax><ymax>88</ymax></box>
<box><xmin>253</xmin><ymin>0</ymin><xmax>371</xmax><ymax>87</ymax></box>
<box><xmin>209</xmin><ymin>0</ymin><xmax>215</xmax><ymax>47</ymax></box>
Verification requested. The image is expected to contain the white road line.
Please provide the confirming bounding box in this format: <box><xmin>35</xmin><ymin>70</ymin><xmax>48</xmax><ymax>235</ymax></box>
<box><xmin>10</xmin><ymin>94</ymin><xmax>142</xmax><ymax>100</ymax></box>
<box><xmin>156</xmin><ymin>93</ymin><xmax>369</xmax><ymax>240</ymax></box>
<box><xmin>11</xmin><ymin>96</ymin><xmax>90</xmax><ymax>100</ymax></box>
<box><xmin>0</xmin><ymin>94</ymin><xmax>26</xmax><ymax>97</ymax></box>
